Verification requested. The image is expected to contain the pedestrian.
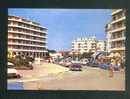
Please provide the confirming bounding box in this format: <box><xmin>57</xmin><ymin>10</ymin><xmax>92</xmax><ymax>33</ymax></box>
<box><xmin>117</xmin><ymin>58</ymin><xmax>121</xmax><ymax>71</ymax></box>
<box><xmin>109</xmin><ymin>58</ymin><xmax>115</xmax><ymax>77</ymax></box>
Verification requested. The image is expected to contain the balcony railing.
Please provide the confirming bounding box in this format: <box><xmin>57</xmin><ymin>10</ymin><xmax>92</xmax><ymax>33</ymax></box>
<box><xmin>111</xmin><ymin>9</ymin><xmax>123</xmax><ymax>15</ymax></box>
<box><xmin>109</xmin><ymin>47</ymin><xmax>125</xmax><ymax>51</ymax></box>
<box><xmin>110</xmin><ymin>37</ymin><xmax>126</xmax><ymax>42</ymax></box>
<box><xmin>8</xmin><ymin>24</ymin><xmax>47</xmax><ymax>34</ymax></box>
<box><xmin>8</xmin><ymin>36</ymin><xmax>46</xmax><ymax>43</ymax></box>
<box><xmin>8</xmin><ymin>48</ymin><xmax>47</xmax><ymax>52</ymax></box>
<box><xmin>8</xmin><ymin>18</ymin><xmax>47</xmax><ymax>29</ymax></box>
<box><xmin>8</xmin><ymin>30</ymin><xmax>47</xmax><ymax>39</ymax></box>
<box><xmin>110</xmin><ymin>26</ymin><xmax>126</xmax><ymax>33</ymax></box>
<box><xmin>8</xmin><ymin>42</ymin><xmax>46</xmax><ymax>48</ymax></box>
<box><xmin>111</xmin><ymin>16</ymin><xmax>126</xmax><ymax>24</ymax></box>
<box><xmin>111</xmin><ymin>44</ymin><xmax>125</xmax><ymax>48</ymax></box>
<box><xmin>110</xmin><ymin>34</ymin><xmax>125</xmax><ymax>39</ymax></box>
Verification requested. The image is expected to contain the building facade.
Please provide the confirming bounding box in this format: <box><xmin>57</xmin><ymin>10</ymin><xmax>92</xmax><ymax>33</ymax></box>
<box><xmin>96</xmin><ymin>40</ymin><xmax>106</xmax><ymax>52</ymax></box>
<box><xmin>72</xmin><ymin>36</ymin><xmax>105</xmax><ymax>54</ymax></box>
<box><xmin>105</xmin><ymin>23</ymin><xmax>112</xmax><ymax>52</ymax></box>
<box><xmin>106</xmin><ymin>9</ymin><xmax>126</xmax><ymax>57</ymax></box>
<box><xmin>8</xmin><ymin>15</ymin><xmax>48</xmax><ymax>58</ymax></box>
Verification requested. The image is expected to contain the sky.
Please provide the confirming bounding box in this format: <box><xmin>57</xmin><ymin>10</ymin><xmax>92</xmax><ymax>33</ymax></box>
<box><xmin>8</xmin><ymin>9</ymin><xmax>112</xmax><ymax>51</ymax></box>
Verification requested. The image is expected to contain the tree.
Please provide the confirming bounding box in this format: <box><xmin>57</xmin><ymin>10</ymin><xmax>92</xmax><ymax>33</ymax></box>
<box><xmin>48</xmin><ymin>49</ymin><xmax>56</xmax><ymax>53</ymax></box>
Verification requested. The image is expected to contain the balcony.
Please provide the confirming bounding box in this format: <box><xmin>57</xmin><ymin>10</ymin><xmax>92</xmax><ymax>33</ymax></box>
<box><xmin>8</xmin><ymin>30</ymin><xmax>47</xmax><ymax>39</ymax></box>
<box><xmin>8</xmin><ymin>18</ymin><xmax>47</xmax><ymax>29</ymax></box>
<box><xmin>109</xmin><ymin>47</ymin><xmax>125</xmax><ymax>51</ymax></box>
<box><xmin>8</xmin><ymin>36</ymin><xmax>47</xmax><ymax>43</ymax></box>
<box><xmin>8</xmin><ymin>24</ymin><xmax>47</xmax><ymax>34</ymax></box>
<box><xmin>110</xmin><ymin>26</ymin><xmax>126</xmax><ymax>33</ymax></box>
<box><xmin>111</xmin><ymin>16</ymin><xmax>126</xmax><ymax>24</ymax></box>
<box><xmin>111</xmin><ymin>9</ymin><xmax>123</xmax><ymax>15</ymax></box>
<box><xmin>8</xmin><ymin>42</ymin><xmax>46</xmax><ymax>48</ymax></box>
<box><xmin>8</xmin><ymin>48</ymin><xmax>47</xmax><ymax>52</ymax></box>
<box><xmin>110</xmin><ymin>37</ymin><xmax>126</xmax><ymax>42</ymax></box>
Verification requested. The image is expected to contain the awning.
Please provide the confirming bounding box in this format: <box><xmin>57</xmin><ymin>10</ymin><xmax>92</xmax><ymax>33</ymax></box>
<box><xmin>108</xmin><ymin>53</ymin><xmax>115</xmax><ymax>58</ymax></box>
<box><xmin>114</xmin><ymin>52</ymin><xmax>121</xmax><ymax>57</ymax></box>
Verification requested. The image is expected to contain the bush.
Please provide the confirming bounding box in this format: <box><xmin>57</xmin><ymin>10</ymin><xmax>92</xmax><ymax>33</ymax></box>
<box><xmin>8</xmin><ymin>57</ymin><xmax>15</xmax><ymax>63</ymax></box>
<box><xmin>8</xmin><ymin>55</ymin><xmax>34</xmax><ymax>68</ymax></box>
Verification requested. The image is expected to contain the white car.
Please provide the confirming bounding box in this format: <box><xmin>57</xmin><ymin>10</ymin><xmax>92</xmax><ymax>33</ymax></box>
<box><xmin>71</xmin><ymin>60</ymin><xmax>81</xmax><ymax>64</ymax></box>
<box><xmin>59</xmin><ymin>61</ymin><xmax>65</xmax><ymax>65</ymax></box>
<box><xmin>8</xmin><ymin>62</ymin><xmax>21</xmax><ymax>78</ymax></box>
<box><xmin>64</xmin><ymin>61</ymin><xmax>72</xmax><ymax>67</ymax></box>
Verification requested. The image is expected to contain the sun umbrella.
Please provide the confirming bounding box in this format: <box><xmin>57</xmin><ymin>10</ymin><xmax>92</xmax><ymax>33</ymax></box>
<box><xmin>114</xmin><ymin>52</ymin><xmax>121</xmax><ymax>57</ymax></box>
<box><xmin>108</xmin><ymin>53</ymin><xmax>115</xmax><ymax>58</ymax></box>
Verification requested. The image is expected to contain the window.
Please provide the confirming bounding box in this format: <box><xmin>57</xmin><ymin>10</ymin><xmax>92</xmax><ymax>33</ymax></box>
<box><xmin>8</xmin><ymin>27</ymin><xmax>11</xmax><ymax>31</ymax></box>
<box><xmin>112</xmin><ymin>16</ymin><xmax>116</xmax><ymax>21</ymax></box>
<box><xmin>18</xmin><ymin>22</ymin><xmax>22</xmax><ymax>26</ymax></box>
<box><xmin>8</xmin><ymin>21</ymin><xmax>11</xmax><ymax>25</ymax></box>
<box><xmin>40</xmin><ymin>28</ymin><xmax>43</xmax><ymax>31</ymax></box>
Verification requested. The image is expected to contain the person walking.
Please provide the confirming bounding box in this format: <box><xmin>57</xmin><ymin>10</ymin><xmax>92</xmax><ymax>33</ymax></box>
<box><xmin>109</xmin><ymin>58</ymin><xmax>115</xmax><ymax>77</ymax></box>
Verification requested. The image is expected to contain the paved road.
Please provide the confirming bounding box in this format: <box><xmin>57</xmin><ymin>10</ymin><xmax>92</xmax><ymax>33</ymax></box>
<box><xmin>8</xmin><ymin>63</ymin><xmax>125</xmax><ymax>90</ymax></box>
<box><xmin>8</xmin><ymin>63</ymin><xmax>69</xmax><ymax>83</ymax></box>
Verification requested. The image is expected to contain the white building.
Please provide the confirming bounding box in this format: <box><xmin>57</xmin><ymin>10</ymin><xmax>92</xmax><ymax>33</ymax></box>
<box><xmin>105</xmin><ymin>23</ymin><xmax>112</xmax><ymax>52</ymax></box>
<box><xmin>106</xmin><ymin>9</ymin><xmax>126</xmax><ymax>57</ymax></box>
<box><xmin>97</xmin><ymin>40</ymin><xmax>106</xmax><ymax>52</ymax></box>
<box><xmin>72</xmin><ymin>36</ymin><xmax>106</xmax><ymax>54</ymax></box>
<box><xmin>8</xmin><ymin>15</ymin><xmax>48</xmax><ymax>59</ymax></box>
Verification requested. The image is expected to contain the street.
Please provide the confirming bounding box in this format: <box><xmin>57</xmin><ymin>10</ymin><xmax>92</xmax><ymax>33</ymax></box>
<box><xmin>8</xmin><ymin>62</ymin><xmax>125</xmax><ymax>90</ymax></box>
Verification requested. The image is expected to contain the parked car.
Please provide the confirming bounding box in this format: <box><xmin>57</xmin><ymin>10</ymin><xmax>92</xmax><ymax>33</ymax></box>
<box><xmin>58</xmin><ymin>60</ymin><xmax>65</xmax><ymax>66</ymax></box>
<box><xmin>8</xmin><ymin>62</ymin><xmax>21</xmax><ymax>78</ymax></box>
<box><xmin>64</xmin><ymin>61</ymin><xmax>72</xmax><ymax>67</ymax></box>
<box><xmin>69</xmin><ymin>63</ymin><xmax>82</xmax><ymax>71</ymax></box>
<box><xmin>71</xmin><ymin>60</ymin><xmax>81</xmax><ymax>64</ymax></box>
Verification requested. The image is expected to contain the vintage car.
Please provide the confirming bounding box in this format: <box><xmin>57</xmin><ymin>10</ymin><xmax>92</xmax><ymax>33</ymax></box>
<box><xmin>8</xmin><ymin>62</ymin><xmax>21</xmax><ymax>78</ymax></box>
<box><xmin>69</xmin><ymin>62</ymin><xmax>82</xmax><ymax>71</ymax></box>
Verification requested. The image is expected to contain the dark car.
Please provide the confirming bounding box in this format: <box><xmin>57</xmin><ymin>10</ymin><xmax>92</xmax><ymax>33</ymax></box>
<box><xmin>64</xmin><ymin>61</ymin><xmax>72</xmax><ymax>67</ymax></box>
<box><xmin>69</xmin><ymin>63</ymin><xmax>82</xmax><ymax>71</ymax></box>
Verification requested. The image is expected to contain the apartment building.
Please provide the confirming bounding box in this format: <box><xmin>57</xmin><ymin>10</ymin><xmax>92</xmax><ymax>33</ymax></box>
<box><xmin>105</xmin><ymin>23</ymin><xmax>112</xmax><ymax>52</ymax></box>
<box><xmin>72</xmin><ymin>36</ymin><xmax>97</xmax><ymax>54</ymax></box>
<box><xmin>8</xmin><ymin>15</ymin><xmax>48</xmax><ymax>58</ymax></box>
<box><xmin>106</xmin><ymin>9</ymin><xmax>126</xmax><ymax>57</ymax></box>
<box><xmin>97</xmin><ymin>40</ymin><xmax>106</xmax><ymax>51</ymax></box>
